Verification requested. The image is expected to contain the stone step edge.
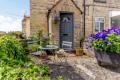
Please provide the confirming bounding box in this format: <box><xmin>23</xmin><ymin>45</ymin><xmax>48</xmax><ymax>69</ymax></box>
<box><xmin>75</xmin><ymin>64</ymin><xmax>96</xmax><ymax>80</ymax></box>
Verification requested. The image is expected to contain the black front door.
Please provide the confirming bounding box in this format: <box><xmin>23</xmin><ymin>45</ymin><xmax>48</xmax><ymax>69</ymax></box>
<box><xmin>60</xmin><ymin>13</ymin><xmax>74</xmax><ymax>48</ymax></box>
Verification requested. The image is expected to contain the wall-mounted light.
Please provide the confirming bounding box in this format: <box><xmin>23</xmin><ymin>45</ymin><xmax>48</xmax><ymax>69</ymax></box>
<box><xmin>54</xmin><ymin>16</ymin><xmax>60</xmax><ymax>24</ymax></box>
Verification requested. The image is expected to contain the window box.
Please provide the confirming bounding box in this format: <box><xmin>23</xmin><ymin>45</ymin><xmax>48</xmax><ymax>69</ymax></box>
<box><xmin>95</xmin><ymin>50</ymin><xmax>120</xmax><ymax>67</ymax></box>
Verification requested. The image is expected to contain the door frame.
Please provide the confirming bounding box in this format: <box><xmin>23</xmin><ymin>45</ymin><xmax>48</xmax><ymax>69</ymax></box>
<box><xmin>59</xmin><ymin>11</ymin><xmax>74</xmax><ymax>48</ymax></box>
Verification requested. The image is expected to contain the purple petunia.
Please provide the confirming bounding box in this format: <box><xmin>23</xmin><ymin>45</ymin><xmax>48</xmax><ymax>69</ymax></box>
<box><xmin>111</xmin><ymin>26</ymin><xmax>118</xmax><ymax>30</ymax></box>
<box><xmin>107</xmin><ymin>42</ymin><xmax>112</xmax><ymax>46</ymax></box>
<box><xmin>101</xmin><ymin>33</ymin><xmax>107</xmax><ymax>41</ymax></box>
<box><xmin>85</xmin><ymin>26</ymin><xmax>120</xmax><ymax>50</ymax></box>
<box><xmin>93</xmin><ymin>32</ymin><xmax>101</xmax><ymax>39</ymax></box>
<box><xmin>92</xmin><ymin>26</ymin><xmax>120</xmax><ymax>41</ymax></box>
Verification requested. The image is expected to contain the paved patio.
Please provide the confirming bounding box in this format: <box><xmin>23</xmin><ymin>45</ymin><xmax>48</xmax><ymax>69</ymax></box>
<box><xmin>30</xmin><ymin>53</ymin><xmax>120</xmax><ymax>80</ymax></box>
<box><xmin>75</xmin><ymin>56</ymin><xmax>120</xmax><ymax>80</ymax></box>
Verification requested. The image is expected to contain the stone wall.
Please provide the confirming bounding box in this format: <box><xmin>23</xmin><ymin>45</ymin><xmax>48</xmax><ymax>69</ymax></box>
<box><xmin>30</xmin><ymin>0</ymin><xmax>48</xmax><ymax>36</ymax></box>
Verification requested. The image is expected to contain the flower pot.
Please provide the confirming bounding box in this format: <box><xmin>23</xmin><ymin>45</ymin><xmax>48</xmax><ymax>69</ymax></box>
<box><xmin>75</xmin><ymin>48</ymin><xmax>84</xmax><ymax>56</ymax></box>
<box><xmin>95</xmin><ymin>50</ymin><xmax>120</xmax><ymax>67</ymax></box>
<box><xmin>41</xmin><ymin>52</ymin><xmax>48</xmax><ymax>59</ymax></box>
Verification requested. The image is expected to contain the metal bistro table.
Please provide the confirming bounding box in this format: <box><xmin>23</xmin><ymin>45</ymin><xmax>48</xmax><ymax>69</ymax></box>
<box><xmin>40</xmin><ymin>45</ymin><xmax>59</xmax><ymax>62</ymax></box>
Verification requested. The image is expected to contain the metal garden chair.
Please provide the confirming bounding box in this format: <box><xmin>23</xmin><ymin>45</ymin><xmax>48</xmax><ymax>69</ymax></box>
<box><xmin>56</xmin><ymin>41</ymin><xmax>72</xmax><ymax>63</ymax></box>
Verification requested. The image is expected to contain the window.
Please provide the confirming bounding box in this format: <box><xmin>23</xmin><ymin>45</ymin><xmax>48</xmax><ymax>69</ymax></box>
<box><xmin>94</xmin><ymin>0</ymin><xmax>106</xmax><ymax>3</ymax></box>
<box><xmin>95</xmin><ymin>17</ymin><xmax>105</xmax><ymax>32</ymax></box>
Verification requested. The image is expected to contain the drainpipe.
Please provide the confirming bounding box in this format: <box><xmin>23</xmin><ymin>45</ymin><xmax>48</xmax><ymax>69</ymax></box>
<box><xmin>83</xmin><ymin>0</ymin><xmax>86</xmax><ymax>37</ymax></box>
<box><xmin>47</xmin><ymin>10</ymin><xmax>51</xmax><ymax>37</ymax></box>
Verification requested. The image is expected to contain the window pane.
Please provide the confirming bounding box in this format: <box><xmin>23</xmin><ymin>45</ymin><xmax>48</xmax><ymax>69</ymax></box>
<box><xmin>95</xmin><ymin>17</ymin><xmax>105</xmax><ymax>32</ymax></box>
<box><xmin>95</xmin><ymin>22</ymin><xmax>99</xmax><ymax>31</ymax></box>
<box><xmin>100</xmin><ymin>23</ymin><xmax>104</xmax><ymax>31</ymax></box>
<box><xmin>99</xmin><ymin>18</ymin><xmax>104</xmax><ymax>22</ymax></box>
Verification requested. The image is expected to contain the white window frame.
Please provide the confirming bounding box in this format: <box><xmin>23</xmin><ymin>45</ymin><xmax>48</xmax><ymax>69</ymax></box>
<box><xmin>95</xmin><ymin>17</ymin><xmax>105</xmax><ymax>32</ymax></box>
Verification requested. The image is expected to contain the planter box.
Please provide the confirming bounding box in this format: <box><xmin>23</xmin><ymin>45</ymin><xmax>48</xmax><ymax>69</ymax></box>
<box><xmin>95</xmin><ymin>50</ymin><xmax>120</xmax><ymax>67</ymax></box>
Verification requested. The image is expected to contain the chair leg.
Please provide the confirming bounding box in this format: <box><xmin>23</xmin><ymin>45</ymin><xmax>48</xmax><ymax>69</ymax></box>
<box><xmin>53</xmin><ymin>53</ymin><xmax>57</xmax><ymax>63</ymax></box>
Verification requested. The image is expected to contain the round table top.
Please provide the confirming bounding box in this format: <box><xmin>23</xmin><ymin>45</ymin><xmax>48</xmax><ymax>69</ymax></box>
<box><xmin>40</xmin><ymin>45</ymin><xmax>59</xmax><ymax>50</ymax></box>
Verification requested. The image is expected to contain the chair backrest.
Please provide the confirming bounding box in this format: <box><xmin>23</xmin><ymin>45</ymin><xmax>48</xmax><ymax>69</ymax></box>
<box><xmin>62</xmin><ymin>41</ymin><xmax>72</xmax><ymax>50</ymax></box>
<box><xmin>27</xmin><ymin>41</ymin><xmax>38</xmax><ymax>44</ymax></box>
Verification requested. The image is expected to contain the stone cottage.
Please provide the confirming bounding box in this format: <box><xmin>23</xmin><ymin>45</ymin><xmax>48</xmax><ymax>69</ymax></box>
<box><xmin>30</xmin><ymin>0</ymin><xmax>120</xmax><ymax>49</ymax></box>
<box><xmin>22</xmin><ymin>15</ymin><xmax>30</xmax><ymax>38</ymax></box>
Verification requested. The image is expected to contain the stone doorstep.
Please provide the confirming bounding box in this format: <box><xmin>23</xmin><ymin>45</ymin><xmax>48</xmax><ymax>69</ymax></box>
<box><xmin>75</xmin><ymin>64</ymin><xmax>96</xmax><ymax>80</ymax></box>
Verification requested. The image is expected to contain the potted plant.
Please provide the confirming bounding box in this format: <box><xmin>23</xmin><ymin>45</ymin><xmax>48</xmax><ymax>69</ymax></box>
<box><xmin>76</xmin><ymin>37</ymin><xmax>85</xmax><ymax>56</ymax></box>
<box><xmin>88</xmin><ymin>26</ymin><xmax>120</xmax><ymax>67</ymax></box>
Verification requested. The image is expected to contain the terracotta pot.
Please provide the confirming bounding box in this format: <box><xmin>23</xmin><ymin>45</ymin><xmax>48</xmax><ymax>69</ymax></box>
<box><xmin>41</xmin><ymin>53</ymin><xmax>48</xmax><ymax>59</ymax></box>
<box><xmin>75</xmin><ymin>48</ymin><xmax>84</xmax><ymax>56</ymax></box>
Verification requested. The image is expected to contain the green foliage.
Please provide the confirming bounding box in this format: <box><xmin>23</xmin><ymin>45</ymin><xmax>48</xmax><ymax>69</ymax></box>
<box><xmin>32</xmin><ymin>30</ymin><xmax>50</xmax><ymax>47</ymax></box>
<box><xmin>42</xmin><ymin>37</ymin><xmax>50</xmax><ymax>47</ymax></box>
<box><xmin>20</xmin><ymin>39</ymin><xmax>29</xmax><ymax>54</ymax></box>
<box><xmin>55</xmin><ymin>76</ymin><xmax>63</xmax><ymax>80</ymax></box>
<box><xmin>28</xmin><ymin>44</ymin><xmax>40</xmax><ymax>53</ymax></box>
<box><xmin>0</xmin><ymin>61</ymin><xmax>51</xmax><ymax>80</ymax></box>
<box><xmin>105</xmin><ymin>34</ymin><xmax>120</xmax><ymax>54</ymax></box>
<box><xmin>80</xmin><ymin>37</ymin><xmax>85</xmax><ymax>48</ymax></box>
<box><xmin>33</xmin><ymin>30</ymin><xmax>43</xmax><ymax>45</ymax></box>
<box><xmin>0</xmin><ymin>35</ymin><xmax>51</xmax><ymax>80</ymax></box>
<box><xmin>92</xmin><ymin>34</ymin><xmax>120</xmax><ymax>54</ymax></box>
<box><xmin>7</xmin><ymin>31</ymin><xmax>24</xmax><ymax>39</ymax></box>
<box><xmin>0</xmin><ymin>35</ymin><xmax>27</xmax><ymax>62</ymax></box>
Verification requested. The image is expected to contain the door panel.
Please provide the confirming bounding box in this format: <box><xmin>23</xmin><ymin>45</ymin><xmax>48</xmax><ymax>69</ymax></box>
<box><xmin>60</xmin><ymin>13</ymin><xmax>74</xmax><ymax>48</ymax></box>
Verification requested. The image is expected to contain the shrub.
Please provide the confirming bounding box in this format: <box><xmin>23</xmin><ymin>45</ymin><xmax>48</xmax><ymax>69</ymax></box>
<box><xmin>0</xmin><ymin>35</ymin><xmax>27</xmax><ymax>62</ymax></box>
<box><xmin>42</xmin><ymin>37</ymin><xmax>50</xmax><ymax>47</ymax></box>
<box><xmin>0</xmin><ymin>61</ymin><xmax>51</xmax><ymax>80</ymax></box>
<box><xmin>28</xmin><ymin>44</ymin><xmax>40</xmax><ymax>53</ymax></box>
<box><xmin>0</xmin><ymin>35</ymin><xmax>51</xmax><ymax>80</ymax></box>
<box><xmin>80</xmin><ymin>37</ymin><xmax>85</xmax><ymax>48</ymax></box>
<box><xmin>7</xmin><ymin>31</ymin><xmax>24</xmax><ymax>39</ymax></box>
<box><xmin>32</xmin><ymin>30</ymin><xmax>43</xmax><ymax>45</ymax></box>
<box><xmin>20</xmin><ymin>39</ymin><xmax>29</xmax><ymax>54</ymax></box>
<box><xmin>32</xmin><ymin>30</ymin><xmax>50</xmax><ymax>47</ymax></box>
